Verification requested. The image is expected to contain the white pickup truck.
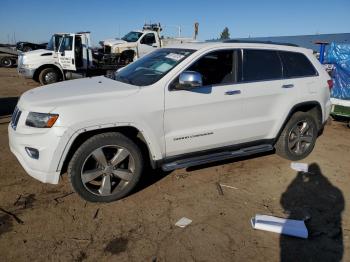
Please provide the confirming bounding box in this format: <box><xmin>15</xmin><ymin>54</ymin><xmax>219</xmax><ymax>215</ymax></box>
<box><xmin>9</xmin><ymin>41</ymin><xmax>332</xmax><ymax>202</ymax></box>
<box><xmin>100</xmin><ymin>23</ymin><xmax>193</xmax><ymax>63</ymax></box>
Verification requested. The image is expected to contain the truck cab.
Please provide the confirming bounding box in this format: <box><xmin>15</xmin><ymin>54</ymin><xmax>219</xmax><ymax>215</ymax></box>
<box><xmin>18</xmin><ymin>32</ymin><xmax>93</xmax><ymax>85</ymax></box>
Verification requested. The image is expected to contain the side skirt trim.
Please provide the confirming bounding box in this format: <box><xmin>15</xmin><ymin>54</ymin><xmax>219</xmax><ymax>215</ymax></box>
<box><xmin>161</xmin><ymin>144</ymin><xmax>273</xmax><ymax>171</ymax></box>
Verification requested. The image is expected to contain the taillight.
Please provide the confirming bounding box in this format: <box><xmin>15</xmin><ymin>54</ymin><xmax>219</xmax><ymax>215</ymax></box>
<box><xmin>327</xmin><ymin>79</ymin><xmax>333</xmax><ymax>90</ymax></box>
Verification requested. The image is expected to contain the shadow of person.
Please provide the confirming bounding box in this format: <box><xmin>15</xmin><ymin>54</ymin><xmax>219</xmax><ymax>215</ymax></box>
<box><xmin>280</xmin><ymin>163</ymin><xmax>344</xmax><ymax>262</ymax></box>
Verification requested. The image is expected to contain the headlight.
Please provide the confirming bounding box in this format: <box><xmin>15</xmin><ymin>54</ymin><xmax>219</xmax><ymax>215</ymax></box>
<box><xmin>26</xmin><ymin>112</ymin><xmax>59</xmax><ymax>128</ymax></box>
<box><xmin>22</xmin><ymin>64</ymin><xmax>34</xmax><ymax>69</ymax></box>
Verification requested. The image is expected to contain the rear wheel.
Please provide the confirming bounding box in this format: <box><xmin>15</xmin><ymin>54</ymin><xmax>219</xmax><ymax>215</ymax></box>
<box><xmin>39</xmin><ymin>68</ymin><xmax>61</xmax><ymax>85</ymax></box>
<box><xmin>68</xmin><ymin>133</ymin><xmax>144</xmax><ymax>202</ymax></box>
<box><xmin>0</xmin><ymin>57</ymin><xmax>13</xmax><ymax>68</ymax></box>
<box><xmin>275</xmin><ymin>112</ymin><xmax>318</xmax><ymax>161</ymax></box>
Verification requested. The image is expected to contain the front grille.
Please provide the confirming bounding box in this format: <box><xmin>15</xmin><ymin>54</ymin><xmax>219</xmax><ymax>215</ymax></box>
<box><xmin>11</xmin><ymin>107</ymin><xmax>22</xmax><ymax>130</ymax></box>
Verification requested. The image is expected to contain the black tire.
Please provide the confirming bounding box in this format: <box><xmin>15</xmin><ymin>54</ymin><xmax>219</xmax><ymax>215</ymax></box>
<box><xmin>39</xmin><ymin>68</ymin><xmax>61</xmax><ymax>85</ymax></box>
<box><xmin>275</xmin><ymin>112</ymin><xmax>318</xmax><ymax>161</ymax></box>
<box><xmin>0</xmin><ymin>57</ymin><xmax>13</xmax><ymax>68</ymax></box>
<box><xmin>68</xmin><ymin>132</ymin><xmax>144</xmax><ymax>202</ymax></box>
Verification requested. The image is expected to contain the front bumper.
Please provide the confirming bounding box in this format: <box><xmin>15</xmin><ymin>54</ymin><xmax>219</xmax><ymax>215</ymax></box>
<box><xmin>8</xmin><ymin>123</ymin><xmax>63</xmax><ymax>184</ymax></box>
<box><xmin>17</xmin><ymin>67</ymin><xmax>35</xmax><ymax>78</ymax></box>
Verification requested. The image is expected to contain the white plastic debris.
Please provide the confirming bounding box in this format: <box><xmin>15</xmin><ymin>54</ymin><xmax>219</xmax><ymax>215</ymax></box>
<box><xmin>175</xmin><ymin>217</ymin><xmax>192</xmax><ymax>228</ymax></box>
<box><xmin>290</xmin><ymin>162</ymin><xmax>309</xmax><ymax>172</ymax></box>
<box><xmin>251</xmin><ymin>214</ymin><xmax>308</xmax><ymax>239</ymax></box>
<box><xmin>220</xmin><ymin>184</ymin><xmax>238</xmax><ymax>190</ymax></box>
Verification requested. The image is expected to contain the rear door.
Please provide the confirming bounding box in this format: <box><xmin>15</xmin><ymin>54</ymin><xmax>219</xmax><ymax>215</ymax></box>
<box><xmin>58</xmin><ymin>34</ymin><xmax>76</xmax><ymax>71</ymax></box>
<box><xmin>235</xmin><ymin>49</ymin><xmax>295</xmax><ymax>140</ymax></box>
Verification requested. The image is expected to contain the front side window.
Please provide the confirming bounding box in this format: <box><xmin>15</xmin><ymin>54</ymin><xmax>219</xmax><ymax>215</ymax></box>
<box><xmin>141</xmin><ymin>33</ymin><xmax>156</xmax><ymax>45</ymax></box>
<box><xmin>121</xmin><ymin>31</ymin><xmax>143</xmax><ymax>42</ymax></box>
<box><xmin>242</xmin><ymin>49</ymin><xmax>282</xmax><ymax>82</ymax></box>
<box><xmin>114</xmin><ymin>48</ymin><xmax>194</xmax><ymax>86</ymax></box>
<box><xmin>186</xmin><ymin>50</ymin><xmax>237</xmax><ymax>86</ymax></box>
<box><xmin>59</xmin><ymin>36</ymin><xmax>73</xmax><ymax>52</ymax></box>
<box><xmin>279</xmin><ymin>51</ymin><xmax>318</xmax><ymax>78</ymax></box>
<box><xmin>47</xmin><ymin>35</ymin><xmax>63</xmax><ymax>51</ymax></box>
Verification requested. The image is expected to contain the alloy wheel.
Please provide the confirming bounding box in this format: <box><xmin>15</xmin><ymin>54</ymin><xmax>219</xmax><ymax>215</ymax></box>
<box><xmin>80</xmin><ymin>145</ymin><xmax>135</xmax><ymax>196</ymax></box>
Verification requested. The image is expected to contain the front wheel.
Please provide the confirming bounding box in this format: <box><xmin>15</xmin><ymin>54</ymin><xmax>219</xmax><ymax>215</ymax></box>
<box><xmin>38</xmin><ymin>68</ymin><xmax>61</xmax><ymax>85</ymax></box>
<box><xmin>275</xmin><ymin>112</ymin><xmax>318</xmax><ymax>161</ymax></box>
<box><xmin>68</xmin><ymin>133</ymin><xmax>144</xmax><ymax>202</ymax></box>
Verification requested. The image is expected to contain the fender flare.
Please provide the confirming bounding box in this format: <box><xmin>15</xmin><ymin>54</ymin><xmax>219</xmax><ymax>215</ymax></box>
<box><xmin>275</xmin><ymin>100</ymin><xmax>323</xmax><ymax>143</ymax></box>
<box><xmin>55</xmin><ymin>122</ymin><xmax>162</xmax><ymax>173</ymax></box>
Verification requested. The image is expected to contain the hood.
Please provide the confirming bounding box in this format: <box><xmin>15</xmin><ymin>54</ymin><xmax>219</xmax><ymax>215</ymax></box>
<box><xmin>20</xmin><ymin>49</ymin><xmax>54</xmax><ymax>66</ymax></box>
<box><xmin>102</xmin><ymin>39</ymin><xmax>127</xmax><ymax>46</ymax></box>
<box><xmin>23</xmin><ymin>49</ymin><xmax>53</xmax><ymax>57</ymax></box>
<box><xmin>18</xmin><ymin>76</ymin><xmax>140</xmax><ymax>112</ymax></box>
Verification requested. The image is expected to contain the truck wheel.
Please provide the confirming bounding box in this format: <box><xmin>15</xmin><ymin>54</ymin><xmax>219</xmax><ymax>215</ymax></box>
<box><xmin>68</xmin><ymin>132</ymin><xmax>144</xmax><ymax>202</ymax></box>
<box><xmin>0</xmin><ymin>57</ymin><xmax>13</xmax><ymax>68</ymax></box>
<box><xmin>39</xmin><ymin>68</ymin><xmax>61</xmax><ymax>85</ymax></box>
<box><xmin>275</xmin><ymin>112</ymin><xmax>318</xmax><ymax>161</ymax></box>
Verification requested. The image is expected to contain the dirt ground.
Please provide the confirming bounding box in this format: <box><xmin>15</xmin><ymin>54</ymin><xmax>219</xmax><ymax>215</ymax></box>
<box><xmin>0</xmin><ymin>68</ymin><xmax>349</xmax><ymax>262</ymax></box>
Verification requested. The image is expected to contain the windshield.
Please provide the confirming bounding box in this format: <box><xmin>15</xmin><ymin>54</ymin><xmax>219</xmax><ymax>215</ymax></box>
<box><xmin>121</xmin><ymin>31</ymin><xmax>143</xmax><ymax>42</ymax></box>
<box><xmin>114</xmin><ymin>48</ymin><xmax>194</xmax><ymax>86</ymax></box>
<box><xmin>47</xmin><ymin>35</ymin><xmax>63</xmax><ymax>51</ymax></box>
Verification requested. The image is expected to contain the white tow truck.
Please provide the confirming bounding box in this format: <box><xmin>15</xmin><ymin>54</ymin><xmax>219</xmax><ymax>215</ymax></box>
<box><xmin>17</xmin><ymin>24</ymin><xmax>194</xmax><ymax>85</ymax></box>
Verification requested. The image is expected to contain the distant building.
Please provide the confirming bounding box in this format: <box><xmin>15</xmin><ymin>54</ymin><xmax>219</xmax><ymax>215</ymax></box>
<box><xmin>209</xmin><ymin>33</ymin><xmax>350</xmax><ymax>52</ymax></box>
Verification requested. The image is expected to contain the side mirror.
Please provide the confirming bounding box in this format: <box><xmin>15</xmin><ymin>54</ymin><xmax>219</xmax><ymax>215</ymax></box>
<box><xmin>152</xmin><ymin>43</ymin><xmax>158</xmax><ymax>48</ymax></box>
<box><xmin>176</xmin><ymin>71</ymin><xmax>203</xmax><ymax>90</ymax></box>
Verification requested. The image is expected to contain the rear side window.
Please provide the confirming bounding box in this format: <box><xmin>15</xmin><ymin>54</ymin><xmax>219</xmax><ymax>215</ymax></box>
<box><xmin>242</xmin><ymin>49</ymin><xmax>282</xmax><ymax>82</ymax></box>
<box><xmin>279</xmin><ymin>51</ymin><xmax>317</xmax><ymax>78</ymax></box>
<box><xmin>141</xmin><ymin>33</ymin><xmax>156</xmax><ymax>45</ymax></box>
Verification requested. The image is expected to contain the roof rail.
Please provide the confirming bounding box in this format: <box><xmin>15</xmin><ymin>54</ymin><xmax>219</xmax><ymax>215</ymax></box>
<box><xmin>223</xmin><ymin>39</ymin><xmax>299</xmax><ymax>47</ymax></box>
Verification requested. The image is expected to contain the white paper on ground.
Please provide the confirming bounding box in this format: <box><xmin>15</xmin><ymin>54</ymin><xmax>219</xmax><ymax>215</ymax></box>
<box><xmin>251</xmin><ymin>214</ymin><xmax>308</xmax><ymax>239</ymax></box>
<box><xmin>175</xmin><ymin>217</ymin><xmax>192</xmax><ymax>228</ymax></box>
<box><xmin>290</xmin><ymin>162</ymin><xmax>309</xmax><ymax>172</ymax></box>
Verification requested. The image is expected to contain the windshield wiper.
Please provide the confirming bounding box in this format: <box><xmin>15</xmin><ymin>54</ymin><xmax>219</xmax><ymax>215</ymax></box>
<box><xmin>117</xmin><ymin>75</ymin><xmax>131</xmax><ymax>84</ymax></box>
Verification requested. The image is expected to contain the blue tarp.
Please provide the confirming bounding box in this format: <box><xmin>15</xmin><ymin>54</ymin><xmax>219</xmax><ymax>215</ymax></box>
<box><xmin>325</xmin><ymin>43</ymin><xmax>350</xmax><ymax>100</ymax></box>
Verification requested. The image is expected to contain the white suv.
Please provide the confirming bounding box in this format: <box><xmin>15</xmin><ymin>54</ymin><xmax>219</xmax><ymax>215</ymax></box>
<box><xmin>9</xmin><ymin>42</ymin><xmax>332</xmax><ymax>202</ymax></box>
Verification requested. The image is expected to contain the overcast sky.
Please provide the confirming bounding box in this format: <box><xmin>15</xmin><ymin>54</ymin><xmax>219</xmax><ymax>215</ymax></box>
<box><xmin>1</xmin><ymin>0</ymin><xmax>349</xmax><ymax>45</ymax></box>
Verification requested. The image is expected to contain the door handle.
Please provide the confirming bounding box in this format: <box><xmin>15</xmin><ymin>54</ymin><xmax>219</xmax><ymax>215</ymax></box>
<box><xmin>225</xmin><ymin>90</ymin><xmax>241</xmax><ymax>95</ymax></box>
<box><xmin>282</xmin><ymin>84</ymin><xmax>294</xmax><ymax>88</ymax></box>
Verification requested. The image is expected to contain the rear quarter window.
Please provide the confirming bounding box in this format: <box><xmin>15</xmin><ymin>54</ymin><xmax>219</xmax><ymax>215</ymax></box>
<box><xmin>279</xmin><ymin>51</ymin><xmax>318</xmax><ymax>78</ymax></box>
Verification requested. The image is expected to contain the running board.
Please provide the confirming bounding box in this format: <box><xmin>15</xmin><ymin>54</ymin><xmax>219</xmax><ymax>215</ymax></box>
<box><xmin>162</xmin><ymin>144</ymin><xmax>273</xmax><ymax>171</ymax></box>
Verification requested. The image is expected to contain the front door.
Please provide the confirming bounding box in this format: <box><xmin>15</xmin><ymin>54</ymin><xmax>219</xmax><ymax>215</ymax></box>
<box><xmin>137</xmin><ymin>33</ymin><xmax>158</xmax><ymax>58</ymax></box>
<box><xmin>164</xmin><ymin>49</ymin><xmax>247</xmax><ymax>157</ymax></box>
<box><xmin>58</xmin><ymin>34</ymin><xmax>76</xmax><ymax>71</ymax></box>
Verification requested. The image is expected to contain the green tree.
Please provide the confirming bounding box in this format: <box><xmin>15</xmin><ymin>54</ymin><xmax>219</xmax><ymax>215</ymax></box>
<box><xmin>220</xmin><ymin>27</ymin><xmax>230</xmax><ymax>40</ymax></box>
